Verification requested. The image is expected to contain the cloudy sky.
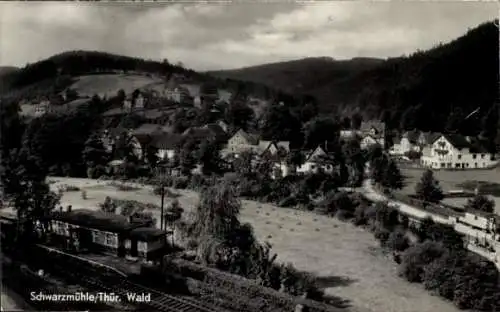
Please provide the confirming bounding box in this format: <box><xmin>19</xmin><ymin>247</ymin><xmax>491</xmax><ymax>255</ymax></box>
<box><xmin>0</xmin><ymin>1</ymin><xmax>497</xmax><ymax>71</ymax></box>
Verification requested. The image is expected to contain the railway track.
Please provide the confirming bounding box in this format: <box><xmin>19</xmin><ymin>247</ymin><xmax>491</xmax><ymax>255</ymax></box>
<box><xmin>32</xmin><ymin>247</ymin><xmax>223</xmax><ymax>312</ymax></box>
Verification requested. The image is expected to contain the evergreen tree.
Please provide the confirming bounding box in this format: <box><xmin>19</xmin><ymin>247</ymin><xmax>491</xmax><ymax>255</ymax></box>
<box><xmin>381</xmin><ymin>159</ymin><xmax>404</xmax><ymax>191</ymax></box>
<box><xmin>415</xmin><ymin>169</ymin><xmax>444</xmax><ymax>203</ymax></box>
<box><xmin>82</xmin><ymin>133</ymin><xmax>109</xmax><ymax>167</ymax></box>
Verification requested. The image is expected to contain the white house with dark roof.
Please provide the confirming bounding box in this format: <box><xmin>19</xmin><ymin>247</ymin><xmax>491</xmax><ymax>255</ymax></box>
<box><xmin>151</xmin><ymin>133</ymin><xmax>183</xmax><ymax>161</ymax></box>
<box><xmin>296</xmin><ymin>146</ymin><xmax>336</xmax><ymax>174</ymax></box>
<box><xmin>420</xmin><ymin>134</ymin><xmax>498</xmax><ymax>169</ymax></box>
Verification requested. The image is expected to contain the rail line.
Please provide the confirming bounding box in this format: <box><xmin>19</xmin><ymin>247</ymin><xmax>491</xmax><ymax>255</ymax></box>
<box><xmin>32</xmin><ymin>245</ymin><xmax>222</xmax><ymax>312</ymax></box>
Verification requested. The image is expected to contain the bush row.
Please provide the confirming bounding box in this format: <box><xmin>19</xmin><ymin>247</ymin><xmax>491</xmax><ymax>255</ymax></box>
<box><xmin>159</xmin><ymin>257</ymin><xmax>345</xmax><ymax>312</ymax></box>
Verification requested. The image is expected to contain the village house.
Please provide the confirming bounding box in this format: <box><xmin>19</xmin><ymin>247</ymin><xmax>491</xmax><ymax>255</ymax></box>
<box><xmin>223</xmin><ymin>129</ymin><xmax>261</xmax><ymax>157</ymax></box>
<box><xmin>130</xmin><ymin>124</ymin><xmax>171</xmax><ymax>159</ymax></box>
<box><xmin>420</xmin><ymin>134</ymin><xmax>498</xmax><ymax>169</ymax></box>
<box><xmin>164</xmin><ymin>86</ymin><xmax>191</xmax><ymax>104</ymax></box>
<box><xmin>359</xmin><ymin>121</ymin><xmax>386</xmax><ymax>149</ymax></box>
<box><xmin>259</xmin><ymin>141</ymin><xmax>292</xmax><ymax>178</ymax></box>
<box><xmin>400</xmin><ymin>129</ymin><xmax>422</xmax><ymax>154</ymax></box>
<box><xmin>150</xmin><ymin>133</ymin><xmax>183</xmax><ymax>161</ymax></box>
<box><xmin>48</xmin><ymin>208</ymin><xmax>171</xmax><ymax>260</ymax></box>
<box><xmin>390</xmin><ymin>131</ymin><xmax>442</xmax><ymax>157</ymax></box>
<box><xmin>296</xmin><ymin>146</ymin><xmax>335</xmax><ymax>174</ymax></box>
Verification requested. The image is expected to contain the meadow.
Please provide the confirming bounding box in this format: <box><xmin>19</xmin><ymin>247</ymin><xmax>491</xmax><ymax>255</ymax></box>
<box><xmin>36</xmin><ymin>177</ymin><xmax>462</xmax><ymax>312</ymax></box>
<box><xmin>399</xmin><ymin>168</ymin><xmax>500</xmax><ymax>214</ymax></box>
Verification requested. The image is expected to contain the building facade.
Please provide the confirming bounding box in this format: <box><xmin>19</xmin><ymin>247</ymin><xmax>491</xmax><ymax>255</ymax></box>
<box><xmin>420</xmin><ymin>134</ymin><xmax>498</xmax><ymax>169</ymax></box>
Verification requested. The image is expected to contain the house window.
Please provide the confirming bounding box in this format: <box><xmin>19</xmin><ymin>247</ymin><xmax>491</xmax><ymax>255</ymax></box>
<box><xmin>105</xmin><ymin>233</ymin><xmax>117</xmax><ymax>247</ymax></box>
<box><xmin>473</xmin><ymin>154</ymin><xmax>477</xmax><ymax>159</ymax></box>
<box><xmin>457</xmin><ymin>155</ymin><xmax>462</xmax><ymax>160</ymax></box>
<box><xmin>455</xmin><ymin>163</ymin><xmax>460</xmax><ymax>168</ymax></box>
<box><xmin>481</xmin><ymin>154</ymin><xmax>485</xmax><ymax>159</ymax></box>
<box><xmin>440</xmin><ymin>163</ymin><xmax>445</xmax><ymax>168</ymax></box>
<box><xmin>138</xmin><ymin>241</ymin><xmax>148</xmax><ymax>252</ymax></box>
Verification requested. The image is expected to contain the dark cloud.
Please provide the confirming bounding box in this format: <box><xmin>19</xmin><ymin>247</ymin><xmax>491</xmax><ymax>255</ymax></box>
<box><xmin>0</xmin><ymin>2</ymin><xmax>496</xmax><ymax>71</ymax></box>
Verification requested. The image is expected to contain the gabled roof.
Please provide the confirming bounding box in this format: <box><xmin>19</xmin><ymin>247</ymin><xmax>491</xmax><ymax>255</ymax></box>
<box><xmin>128</xmin><ymin>227</ymin><xmax>172</xmax><ymax>242</ymax></box>
<box><xmin>50</xmin><ymin>209</ymin><xmax>144</xmax><ymax>233</ymax></box>
<box><xmin>232</xmin><ymin>129</ymin><xmax>260</xmax><ymax>145</ymax></box>
<box><xmin>102</xmin><ymin>107</ymin><xmax>127</xmax><ymax>117</ymax></box>
<box><xmin>305</xmin><ymin>146</ymin><xmax>329</xmax><ymax>163</ymax></box>
<box><xmin>150</xmin><ymin>133</ymin><xmax>183</xmax><ymax>150</ymax></box>
<box><xmin>131</xmin><ymin>124</ymin><xmax>165</xmax><ymax>136</ymax></box>
<box><xmin>360</xmin><ymin>121</ymin><xmax>385</xmax><ymax>133</ymax></box>
<box><xmin>203</xmin><ymin>124</ymin><xmax>229</xmax><ymax>140</ymax></box>
<box><xmin>276</xmin><ymin>141</ymin><xmax>290</xmax><ymax>152</ymax></box>
<box><xmin>420</xmin><ymin>132</ymin><xmax>442</xmax><ymax>145</ymax></box>
<box><xmin>442</xmin><ymin>134</ymin><xmax>472</xmax><ymax>149</ymax></box>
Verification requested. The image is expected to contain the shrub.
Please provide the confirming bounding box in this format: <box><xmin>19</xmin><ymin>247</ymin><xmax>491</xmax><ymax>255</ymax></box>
<box><xmin>108</xmin><ymin>182</ymin><xmax>139</xmax><ymax>191</ymax></box>
<box><xmin>386</xmin><ymin>230</ymin><xmax>410</xmax><ymax>252</ymax></box>
<box><xmin>373</xmin><ymin>227</ymin><xmax>391</xmax><ymax>245</ymax></box>
<box><xmin>353</xmin><ymin>203</ymin><xmax>368</xmax><ymax>226</ymax></box>
<box><xmin>399</xmin><ymin>241</ymin><xmax>445</xmax><ymax>283</ymax></box>
<box><xmin>173</xmin><ymin>177</ymin><xmax>189</xmax><ymax>189</ymax></box>
<box><xmin>160</xmin><ymin>258</ymin><xmax>336</xmax><ymax>312</ymax></box>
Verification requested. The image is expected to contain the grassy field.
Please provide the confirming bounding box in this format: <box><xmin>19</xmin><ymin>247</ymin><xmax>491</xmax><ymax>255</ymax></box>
<box><xmin>399</xmin><ymin>168</ymin><xmax>500</xmax><ymax>214</ymax></box>
<box><xmin>29</xmin><ymin>177</ymin><xmax>462</xmax><ymax>312</ymax></box>
<box><xmin>69</xmin><ymin>74</ymin><xmax>164</xmax><ymax>98</ymax></box>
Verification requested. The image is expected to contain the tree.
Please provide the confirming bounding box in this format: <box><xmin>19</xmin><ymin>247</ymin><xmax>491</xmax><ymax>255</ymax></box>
<box><xmin>164</xmin><ymin>199</ymin><xmax>184</xmax><ymax>244</ymax></box>
<box><xmin>191</xmin><ymin>182</ymin><xmax>241</xmax><ymax>240</ymax></box>
<box><xmin>341</xmin><ymin>116</ymin><xmax>351</xmax><ymax>129</ymax></box>
<box><xmin>196</xmin><ymin>138</ymin><xmax>222</xmax><ymax>175</ymax></box>
<box><xmin>144</xmin><ymin>145</ymin><xmax>159</xmax><ymax>169</ymax></box>
<box><xmin>380</xmin><ymin>159</ymin><xmax>404</xmax><ymax>191</ymax></box>
<box><xmin>82</xmin><ymin>133</ymin><xmax>109</xmax><ymax>168</ymax></box>
<box><xmin>302</xmin><ymin>116</ymin><xmax>340</xmax><ymax>150</ymax></box>
<box><xmin>100</xmin><ymin>196</ymin><xmax>117</xmax><ymax>213</ymax></box>
<box><xmin>233</xmin><ymin>151</ymin><xmax>254</xmax><ymax>177</ymax></box>
<box><xmin>351</xmin><ymin>113</ymin><xmax>363</xmax><ymax>130</ymax></box>
<box><xmin>481</xmin><ymin>104</ymin><xmax>499</xmax><ymax>155</ymax></box>
<box><xmin>415</xmin><ymin>169</ymin><xmax>443</xmax><ymax>203</ymax></box>
<box><xmin>2</xmin><ymin>148</ymin><xmax>60</xmax><ymax>242</ymax></box>
<box><xmin>224</xmin><ymin>101</ymin><xmax>254</xmax><ymax>132</ymax></box>
<box><xmin>260</xmin><ymin>104</ymin><xmax>301</xmax><ymax>143</ymax></box>
<box><xmin>113</xmin><ymin>131</ymin><xmax>138</xmax><ymax>163</ymax></box>
<box><xmin>465</xmin><ymin>194</ymin><xmax>494</xmax><ymax>213</ymax></box>
<box><xmin>399</xmin><ymin>241</ymin><xmax>445</xmax><ymax>283</ymax></box>
<box><xmin>445</xmin><ymin>107</ymin><xmax>465</xmax><ymax>133</ymax></box>
<box><xmin>342</xmin><ymin>138</ymin><xmax>365</xmax><ymax>187</ymax></box>
<box><xmin>178</xmin><ymin>138</ymin><xmax>197</xmax><ymax>175</ymax></box>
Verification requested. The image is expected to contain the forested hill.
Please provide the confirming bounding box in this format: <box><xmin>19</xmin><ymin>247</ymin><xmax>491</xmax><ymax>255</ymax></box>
<box><xmin>207</xmin><ymin>57</ymin><xmax>384</xmax><ymax>94</ymax></box>
<box><xmin>208</xmin><ymin>20</ymin><xmax>499</xmax><ymax>133</ymax></box>
<box><xmin>0</xmin><ymin>51</ymin><xmax>280</xmax><ymax>103</ymax></box>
